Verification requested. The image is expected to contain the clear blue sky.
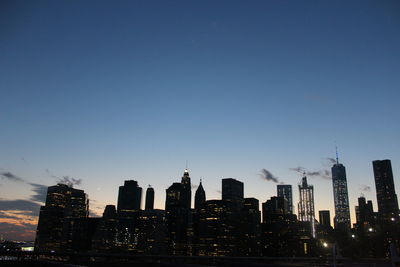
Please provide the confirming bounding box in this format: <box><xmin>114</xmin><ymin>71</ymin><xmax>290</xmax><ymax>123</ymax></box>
<box><xmin>1</xmin><ymin>0</ymin><xmax>400</xmax><ymax>240</ymax></box>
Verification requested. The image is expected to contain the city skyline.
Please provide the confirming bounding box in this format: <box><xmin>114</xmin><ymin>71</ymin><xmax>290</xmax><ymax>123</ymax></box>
<box><xmin>1</xmin><ymin>0</ymin><xmax>400</xmax><ymax>242</ymax></box>
<box><xmin>1</xmin><ymin>157</ymin><xmax>398</xmax><ymax>241</ymax></box>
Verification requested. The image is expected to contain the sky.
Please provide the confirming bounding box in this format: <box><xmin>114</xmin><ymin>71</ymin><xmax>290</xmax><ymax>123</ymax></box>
<box><xmin>1</xmin><ymin>0</ymin><xmax>400</xmax><ymax>241</ymax></box>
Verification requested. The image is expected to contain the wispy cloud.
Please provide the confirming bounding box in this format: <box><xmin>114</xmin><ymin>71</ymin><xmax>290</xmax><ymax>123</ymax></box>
<box><xmin>0</xmin><ymin>172</ymin><xmax>24</xmax><ymax>183</ymax></box>
<box><xmin>57</xmin><ymin>176</ymin><xmax>82</xmax><ymax>187</ymax></box>
<box><xmin>46</xmin><ymin>169</ymin><xmax>82</xmax><ymax>187</ymax></box>
<box><xmin>259</xmin><ymin>168</ymin><xmax>279</xmax><ymax>183</ymax></box>
<box><xmin>360</xmin><ymin>184</ymin><xmax>371</xmax><ymax>192</ymax></box>
<box><xmin>0</xmin><ymin>199</ymin><xmax>41</xmax><ymax>216</ymax></box>
<box><xmin>29</xmin><ymin>183</ymin><xmax>48</xmax><ymax>203</ymax></box>
<box><xmin>326</xmin><ymin>157</ymin><xmax>337</xmax><ymax>164</ymax></box>
<box><xmin>289</xmin><ymin>167</ymin><xmax>331</xmax><ymax>180</ymax></box>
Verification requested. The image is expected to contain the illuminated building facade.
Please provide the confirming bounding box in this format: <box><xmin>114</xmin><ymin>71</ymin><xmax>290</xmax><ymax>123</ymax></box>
<box><xmin>35</xmin><ymin>184</ymin><xmax>88</xmax><ymax>252</ymax></box>
<box><xmin>331</xmin><ymin>156</ymin><xmax>351</xmax><ymax>231</ymax></box>
<box><xmin>277</xmin><ymin>184</ymin><xmax>293</xmax><ymax>214</ymax></box>
<box><xmin>298</xmin><ymin>176</ymin><xmax>315</xmax><ymax>237</ymax></box>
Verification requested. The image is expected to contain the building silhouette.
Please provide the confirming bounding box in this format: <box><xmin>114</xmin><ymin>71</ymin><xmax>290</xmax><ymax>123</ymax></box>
<box><xmin>277</xmin><ymin>184</ymin><xmax>293</xmax><ymax>214</ymax></box>
<box><xmin>319</xmin><ymin>210</ymin><xmax>331</xmax><ymax>228</ymax></box>
<box><xmin>372</xmin><ymin>160</ymin><xmax>399</xmax><ymax>222</ymax></box>
<box><xmin>135</xmin><ymin>209</ymin><xmax>166</xmax><ymax>255</ymax></box>
<box><xmin>194</xmin><ymin>180</ymin><xmax>206</xmax><ymax>210</ymax></box>
<box><xmin>240</xmin><ymin>198</ymin><xmax>261</xmax><ymax>256</ymax></box>
<box><xmin>222</xmin><ymin>178</ymin><xmax>244</xmax><ymax>206</ymax></box>
<box><xmin>165</xmin><ymin>169</ymin><xmax>192</xmax><ymax>255</ymax></box>
<box><xmin>35</xmin><ymin>184</ymin><xmax>88</xmax><ymax>252</ymax></box>
<box><xmin>331</xmin><ymin>154</ymin><xmax>351</xmax><ymax>231</ymax></box>
<box><xmin>116</xmin><ymin>180</ymin><xmax>142</xmax><ymax>248</ymax></box>
<box><xmin>181</xmin><ymin>169</ymin><xmax>192</xmax><ymax>209</ymax></box>
<box><xmin>92</xmin><ymin>205</ymin><xmax>117</xmax><ymax>252</ymax></box>
<box><xmin>145</xmin><ymin>185</ymin><xmax>155</xmax><ymax>210</ymax></box>
<box><xmin>298</xmin><ymin>176</ymin><xmax>315</xmax><ymax>237</ymax></box>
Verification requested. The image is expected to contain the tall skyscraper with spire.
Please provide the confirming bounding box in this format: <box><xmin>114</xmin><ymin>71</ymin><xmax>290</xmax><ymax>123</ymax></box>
<box><xmin>298</xmin><ymin>175</ymin><xmax>315</xmax><ymax>237</ymax></box>
<box><xmin>331</xmin><ymin>149</ymin><xmax>351</xmax><ymax>230</ymax></box>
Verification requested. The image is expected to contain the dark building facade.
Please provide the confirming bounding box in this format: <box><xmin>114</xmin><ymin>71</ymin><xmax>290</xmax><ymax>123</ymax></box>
<box><xmin>319</xmin><ymin>210</ymin><xmax>331</xmax><ymax>228</ymax></box>
<box><xmin>145</xmin><ymin>186</ymin><xmax>155</xmax><ymax>210</ymax></box>
<box><xmin>165</xmin><ymin>180</ymin><xmax>190</xmax><ymax>255</ymax></box>
<box><xmin>181</xmin><ymin>169</ymin><xmax>192</xmax><ymax>209</ymax></box>
<box><xmin>116</xmin><ymin>180</ymin><xmax>142</xmax><ymax>248</ymax></box>
<box><xmin>373</xmin><ymin>160</ymin><xmax>399</xmax><ymax>221</ymax></box>
<box><xmin>135</xmin><ymin>209</ymin><xmax>166</xmax><ymax>255</ymax></box>
<box><xmin>92</xmin><ymin>205</ymin><xmax>117</xmax><ymax>252</ymax></box>
<box><xmin>222</xmin><ymin>178</ymin><xmax>244</xmax><ymax>205</ymax></box>
<box><xmin>241</xmin><ymin>198</ymin><xmax>261</xmax><ymax>256</ymax></box>
<box><xmin>331</xmin><ymin>158</ymin><xmax>351</xmax><ymax>231</ymax></box>
<box><xmin>197</xmin><ymin>200</ymin><xmax>235</xmax><ymax>256</ymax></box>
<box><xmin>277</xmin><ymin>184</ymin><xmax>293</xmax><ymax>214</ymax></box>
<box><xmin>35</xmin><ymin>184</ymin><xmax>88</xmax><ymax>252</ymax></box>
<box><xmin>194</xmin><ymin>180</ymin><xmax>206</xmax><ymax>210</ymax></box>
<box><xmin>262</xmin><ymin>196</ymin><xmax>288</xmax><ymax>222</ymax></box>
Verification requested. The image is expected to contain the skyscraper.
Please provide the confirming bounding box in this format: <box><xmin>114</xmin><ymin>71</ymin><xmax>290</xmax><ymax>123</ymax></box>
<box><xmin>116</xmin><ymin>180</ymin><xmax>142</xmax><ymax>247</ymax></box>
<box><xmin>373</xmin><ymin>160</ymin><xmax>399</xmax><ymax>222</ymax></box>
<box><xmin>331</xmin><ymin>153</ymin><xmax>351</xmax><ymax>230</ymax></box>
<box><xmin>277</xmin><ymin>184</ymin><xmax>293</xmax><ymax>214</ymax></box>
<box><xmin>298</xmin><ymin>176</ymin><xmax>315</xmax><ymax>237</ymax></box>
<box><xmin>222</xmin><ymin>178</ymin><xmax>244</xmax><ymax>205</ymax></box>
<box><xmin>35</xmin><ymin>184</ymin><xmax>88</xmax><ymax>252</ymax></box>
<box><xmin>145</xmin><ymin>185</ymin><xmax>154</xmax><ymax>210</ymax></box>
<box><xmin>165</xmin><ymin>182</ymin><xmax>188</xmax><ymax>255</ymax></box>
<box><xmin>181</xmin><ymin>169</ymin><xmax>192</xmax><ymax>209</ymax></box>
<box><xmin>194</xmin><ymin>180</ymin><xmax>206</xmax><ymax>210</ymax></box>
<box><xmin>319</xmin><ymin>210</ymin><xmax>331</xmax><ymax>228</ymax></box>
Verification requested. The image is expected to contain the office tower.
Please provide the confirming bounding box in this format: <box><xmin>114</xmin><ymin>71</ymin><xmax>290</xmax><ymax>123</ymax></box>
<box><xmin>355</xmin><ymin>196</ymin><xmax>375</xmax><ymax>229</ymax></box>
<box><xmin>277</xmin><ymin>184</ymin><xmax>293</xmax><ymax>214</ymax></box>
<box><xmin>35</xmin><ymin>184</ymin><xmax>88</xmax><ymax>252</ymax></box>
<box><xmin>222</xmin><ymin>178</ymin><xmax>244</xmax><ymax>204</ymax></box>
<box><xmin>116</xmin><ymin>180</ymin><xmax>142</xmax><ymax>247</ymax></box>
<box><xmin>92</xmin><ymin>205</ymin><xmax>117</xmax><ymax>252</ymax></box>
<box><xmin>373</xmin><ymin>160</ymin><xmax>399</xmax><ymax>221</ymax></box>
<box><xmin>240</xmin><ymin>198</ymin><xmax>261</xmax><ymax>256</ymax></box>
<box><xmin>262</xmin><ymin>196</ymin><xmax>288</xmax><ymax>222</ymax></box>
<box><xmin>194</xmin><ymin>180</ymin><xmax>206</xmax><ymax>210</ymax></box>
<box><xmin>197</xmin><ymin>200</ymin><xmax>234</xmax><ymax>256</ymax></box>
<box><xmin>331</xmin><ymin>153</ymin><xmax>351</xmax><ymax>231</ymax></box>
<box><xmin>145</xmin><ymin>186</ymin><xmax>155</xmax><ymax>210</ymax></box>
<box><xmin>165</xmin><ymin>182</ymin><xmax>188</xmax><ymax>255</ymax></box>
<box><xmin>66</xmin><ymin>217</ymin><xmax>100</xmax><ymax>253</ymax></box>
<box><xmin>298</xmin><ymin>176</ymin><xmax>316</xmax><ymax>237</ymax></box>
<box><xmin>117</xmin><ymin>180</ymin><xmax>142</xmax><ymax>212</ymax></box>
<box><xmin>135</xmin><ymin>209</ymin><xmax>166</xmax><ymax>255</ymax></box>
<box><xmin>181</xmin><ymin>169</ymin><xmax>192</xmax><ymax>209</ymax></box>
<box><xmin>261</xmin><ymin>196</ymin><xmax>309</xmax><ymax>257</ymax></box>
<box><xmin>319</xmin><ymin>210</ymin><xmax>331</xmax><ymax>228</ymax></box>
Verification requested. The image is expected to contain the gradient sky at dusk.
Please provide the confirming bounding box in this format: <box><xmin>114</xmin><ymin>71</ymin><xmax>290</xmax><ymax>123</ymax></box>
<box><xmin>1</xmin><ymin>0</ymin><xmax>400</xmax><ymax>240</ymax></box>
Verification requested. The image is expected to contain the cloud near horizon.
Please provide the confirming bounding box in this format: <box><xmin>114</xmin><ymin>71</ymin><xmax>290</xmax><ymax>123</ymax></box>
<box><xmin>259</xmin><ymin>168</ymin><xmax>280</xmax><ymax>183</ymax></box>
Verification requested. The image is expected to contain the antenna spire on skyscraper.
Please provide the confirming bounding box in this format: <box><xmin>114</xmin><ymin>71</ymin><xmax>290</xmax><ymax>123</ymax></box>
<box><xmin>335</xmin><ymin>144</ymin><xmax>339</xmax><ymax>164</ymax></box>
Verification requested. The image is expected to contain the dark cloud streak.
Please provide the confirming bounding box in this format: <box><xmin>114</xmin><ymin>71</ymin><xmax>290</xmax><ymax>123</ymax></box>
<box><xmin>0</xmin><ymin>172</ymin><xmax>24</xmax><ymax>182</ymax></box>
<box><xmin>259</xmin><ymin>169</ymin><xmax>279</xmax><ymax>183</ymax></box>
